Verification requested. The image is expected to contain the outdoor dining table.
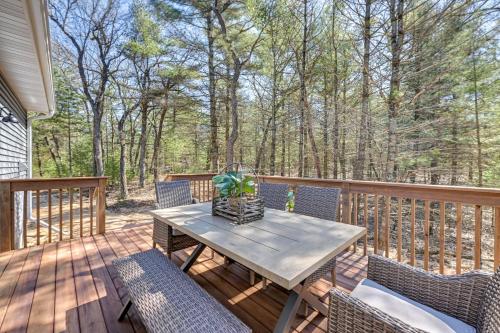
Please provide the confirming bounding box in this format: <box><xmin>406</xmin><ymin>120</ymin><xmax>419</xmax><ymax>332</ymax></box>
<box><xmin>150</xmin><ymin>202</ymin><xmax>366</xmax><ymax>333</ymax></box>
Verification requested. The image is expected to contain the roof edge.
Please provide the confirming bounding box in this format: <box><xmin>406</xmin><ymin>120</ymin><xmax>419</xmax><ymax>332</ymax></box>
<box><xmin>24</xmin><ymin>0</ymin><xmax>55</xmax><ymax>115</ymax></box>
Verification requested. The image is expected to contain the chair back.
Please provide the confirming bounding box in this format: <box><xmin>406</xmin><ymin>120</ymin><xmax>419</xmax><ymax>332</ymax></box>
<box><xmin>477</xmin><ymin>268</ymin><xmax>500</xmax><ymax>332</ymax></box>
<box><xmin>293</xmin><ymin>185</ymin><xmax>341</xmax><ymax>221</ymax></box>
<box><xmin>155</xmin><ymin>180</ymin><xmax>193</xmax><ymax>209</ymax></box>
<box><xmin>259</xmin><ymin>183</ymin><xmax>289</xmax><ymax>210</ymax></box>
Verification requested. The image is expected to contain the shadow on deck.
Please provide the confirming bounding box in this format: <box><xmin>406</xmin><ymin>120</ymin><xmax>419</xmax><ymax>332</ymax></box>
<box><xmin>0</xmin><ymin>222</ymin><xmax>367</xmax><ymax>333</ymax></box>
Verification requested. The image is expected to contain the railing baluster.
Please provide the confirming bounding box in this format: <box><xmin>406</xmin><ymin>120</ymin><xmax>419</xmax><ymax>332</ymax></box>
<box><xmin>439</xmin><ymin>201</ymin><xmax>445</xmax><ymax>274</ymax></box>
<box><xmin>69</xmin><ymin>188</ymin><xmax>74</xmax><ymax>239</ymax></box>
<box><xmin>79</xmin><ymin>188</ymin><xmax>83</xmax><ymax>238</ymax></box>
<box><xmin>59</xmin><ymin>189</ymin><xmax>63</xmax><ymax>241</ymax></box>
<box><xmin>206</xmin><ymin>180</ymin><xmax>209</xmax><ymax>202</ymax></box>
<box><xmin>23</xmin><ymin>190</ymin><xmax>27</xmax><ymax>248</ymax></box>
<box><xmin>36</xmin><ymin>190</ymin><xmax>40</xmax><ymax>245</ymax></box>
<box><xmin>204</xmin><ymin>180</ymin><xmax>207</xmax><ymax>202</ymax></box>
<box><xmin>89</xmin><ymin>188</ymin><xmax>94</xmax><ymax>236</ymax></box>
<box><xmin>48</xmin><ymin>189</ymin><xmax>52</xmax><ymax>243</ymax></box>
<box><xmin>384</xmin><ymin>196</ymin><xmax>390</xmax><ymax>257</ymax></box>
<box><xmin>353</xmin><ymin>193</ymin><xmax>358</xmax><ymax>252</ymax></box>
<box><xmin>474</xmin><ymin>205</ymin><xmax>482</xmax><ymax>270</ymax></box>
<box><xmin>456</xmin><ymin>202</ymin><xmax>462</xmax><ymax>274</ymax></box>
<box><xmin>363</xmin><ymin>194</ymin><xmax>368</xmax><ymax>256</ymax></box>
<box><xmin>397</xmin><ymin>198</ymin><xmax>402</xmax><ymax>262</ymax></box>
<box><xmin>374</xmin><ymin>195</ymin><xmax>379</xmax><ymax>254</ymax></box>
<box><xmin>410</xmin><ymin>198</ymin><xmax>416</xmax><ymax>266</ymax></box>
<box><xmin>424</xmin><ymin>200</ymin><xmax>430</xmax><ymax>271</ymax></box>
<box><xmin>209</xmin><ymin>180</ymin><xmax>213</xmax><ymax>200</ymax></box>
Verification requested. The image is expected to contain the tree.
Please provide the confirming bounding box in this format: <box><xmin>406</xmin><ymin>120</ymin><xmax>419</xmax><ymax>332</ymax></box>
<box><xmin>49</xmin><ymin>0</ymin><xmax>124</xmax><ymax>176</ymax></box>
<box><xmin>386</xmin><ymin>0</ymin><xmax>404</xmax><ymax>181</ymax></box>
<box><xmin>213</xmin><ymin>0</ymin><xmax>265</xmax><ymax>168</ymax></box>
<box><xmin>353</xmin><ymin>0</ymin><xmax>371</xmax><ymax>180</ymax></box>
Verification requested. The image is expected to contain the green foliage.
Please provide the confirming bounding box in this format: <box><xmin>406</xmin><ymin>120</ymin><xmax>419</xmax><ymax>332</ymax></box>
<box><xmin>213</xmin><ymin>172</ymin><xmax>256</xmax><ymax>198</ymax></box>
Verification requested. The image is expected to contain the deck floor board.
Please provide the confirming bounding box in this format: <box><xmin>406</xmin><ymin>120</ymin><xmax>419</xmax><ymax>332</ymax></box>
<box><xmin>0</xmin><ymin>224</ymin><xmax>367</xmax><ymax>333</ymax></box>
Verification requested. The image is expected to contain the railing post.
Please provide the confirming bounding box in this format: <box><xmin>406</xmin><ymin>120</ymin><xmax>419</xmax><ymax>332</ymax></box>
<box><xmin>96</xmin><ymin>178</ymin><xmax>106</xmax><ymax>234</ymax></box>
<box><xmin>341</xmin><ymin>182</ymin><xmax>351</xmax><ymax>224</ymax></box>
<box><xmin>0</xmin><ymin>182</ymin><xmax>13</xmax><ymax>252</ymax></box>
<box><xmin>495</xmin><ymin>206</ymin><xmax>500</xmax><ymax>270</ymax></box>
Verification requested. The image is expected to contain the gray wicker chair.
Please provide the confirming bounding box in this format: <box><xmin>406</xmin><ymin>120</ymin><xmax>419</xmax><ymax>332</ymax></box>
<box><xmin>259</xmin><ymin>182</ymin><xmax>289</xmax><ymax>210</ymax></box>
<box><xmin>293</xmin><ymin>185</ymin><xmax>342</xmax><ymax>288</ymax></box>
<box><xmin>328</xmin><ymin>255</ymin><xmax>499</xmax><ymax>333</ymax></box>
<box><xmin>153</xmin><ymin>181</ymin><xmax>199</xmax><ymax>258</ymax></box>
<box><xmin>294</xmin><ymin>185</ymin><xmax>341</xmax><ymax>221</ymax></box>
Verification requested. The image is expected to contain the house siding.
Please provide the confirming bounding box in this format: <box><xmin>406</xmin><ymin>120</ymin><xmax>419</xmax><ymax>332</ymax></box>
<box><xmin>0</xmin><ymin>73</ymin><xmax>28</xmax><ymax>248</ymax></box>
<box><xmin>0</xmin><ymin>73</ymin><xmax>28</xmax><ymax>180</ymax></box>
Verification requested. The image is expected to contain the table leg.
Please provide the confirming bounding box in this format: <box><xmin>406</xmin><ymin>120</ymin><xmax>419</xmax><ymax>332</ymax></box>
<box><xmin>293</xmin><ymin>285</ymin><xmax>329</xmax><ymax>316</ymax></box>
<box><xmin>273</xmin><ymin>286</ymin><xmax>307</xmax><ymax>333</ymax></box>
<box><xmin>181</xmin><ymin>243</ymin><xmax>206</xmax><ymax>272</ymax></box>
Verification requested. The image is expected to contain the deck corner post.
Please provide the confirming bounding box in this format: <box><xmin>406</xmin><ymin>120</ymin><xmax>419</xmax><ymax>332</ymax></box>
<box><xmin>0</xmin><ymin>182</ymin><xmax>14</xmax><ymax>252</ymax></box>
<box><xmin>494</xmin><ymin>206</ymin><xmax>500</xmax><ymax>270</ymax></box>
<box><xmin>96</xmin><ymin>178</ymin><xmax>107</xmax><ymax>234</ymax></box>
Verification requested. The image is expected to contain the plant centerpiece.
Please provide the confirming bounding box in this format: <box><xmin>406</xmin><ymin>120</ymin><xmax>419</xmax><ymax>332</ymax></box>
<box><xmin>212</xmin><ymin>164</ymin><xmax>264</xmax><ymax>224</ymax></box>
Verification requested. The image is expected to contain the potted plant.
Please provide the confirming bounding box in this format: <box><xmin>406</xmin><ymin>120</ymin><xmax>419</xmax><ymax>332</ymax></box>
<box><xmin>212</xmin><ymin>171</ymin><xmax>255</xmax><ymax>210</ymax></box>
<box><xmin>211</xmin><ymin>165</ymin><xmax>264</xmax><ymax>224</ymax></box>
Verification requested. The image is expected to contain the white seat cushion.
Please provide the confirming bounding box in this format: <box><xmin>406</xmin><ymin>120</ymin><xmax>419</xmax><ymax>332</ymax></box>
<box><xmin>351</xmin><ymin>278</ymin><xmax>476</xmax><ymax>333</ymax></box>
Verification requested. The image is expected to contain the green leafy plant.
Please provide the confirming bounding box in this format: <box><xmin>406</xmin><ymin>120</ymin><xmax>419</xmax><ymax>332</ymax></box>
<box><xmin>212</xmin><ymin>171</ymin><xmax>255</xmax><ymax>198</ymax></box>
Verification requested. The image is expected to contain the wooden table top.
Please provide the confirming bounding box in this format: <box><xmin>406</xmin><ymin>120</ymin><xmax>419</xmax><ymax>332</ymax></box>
<box><xmin>151</xmin><ymin>202</ymin><xmax>366</xmax><ymax>289</ymax></box>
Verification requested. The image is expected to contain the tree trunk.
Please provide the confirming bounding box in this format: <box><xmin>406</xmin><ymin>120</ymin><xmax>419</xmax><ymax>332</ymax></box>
<box><xmin>298</xmin><ymin>0</ymin><xmax>308</xmax><ymax>177</ymax></box>
<box><xmin>451</xmin><ymin>110</ymin><xmax>458</xmax><ymax>185</ymax></box>
<box><xmin>255</xmin><ymin>117</ymin><xmax>273</xmax><ymax>173</ymax></box>
<box><xmin>322</xmin><ymin>73</ymin><xmax>328</xmax><ymax>178</ymax></box>
<box><xmin>386</xmin><ymin>0</ymin><xmax>404</xmax><ymax>181</ymax></box>
<box><xmin>138</xmin><ymin>99</ymin><xmax>149</xmax><ymax>188</ymax></box>
<box><xmin>118</xmin><ymin>125</ymin><xmax>128</xmax><ymax>199</ymax></box>
<box><xmin>67</xmin><ymin>108</ymin><xmax>72</xmax><ymax>176</ymax></box>
<box><xmin>353</xmin><ymin>0</ymin><xmax>371</xmax><ymax>180</ymax></box>
<box><xmin>280</xmin><ymin>116</ymin><xmax>286</xmax><ymax>176</ymax></box>
<box><xmin>306</xmin><ymin>100</ymin><xmax>322</xmax><ymax>178</ymax></box>
<box><xmin>207</xmin><ymin>8</ymin><xmax>218</xmax><ymax>172</ymax></box>
<box><xmin>340</xmin><ymin>78</ymin><xmax>347</xmax><ymax>179</ymax></box>
<box><xmin>270</xmin><ymin>69</ymin><xmax>278</xmax><ymax>175</ymax></box>
<box><xmin>332</xmin><ymin>49</ymin><xmax>339</xmax><ymax>179</ymax></box>
<box><xmin>226</xmin><ymin>64</ymin><xmax>241</xmax><ymax>168</ymax></box>
<box><xmin>152</xmin><ymin>91</ymin><xmax>169</xmax><ymax>182</ymax></box>
<box><xmin>472</xmin><ymin>48</ymin><xmax>483</xmax><ymax>186</ymax></box>
<box><xmin>45</xmin><ymin>136</ymin><xmax>62</xmax><ymax>177</ymax></box>
<box><xmin>35</xmin><ymin>141</ymin><xmax>43</xmax><ymax>177</ymax></box>
<box><xmin>92</xmin><ymin>103</ymin><xmax>104</xmax><ymax>176</ymax></box>
<box><xmin>224</xmin><ymin>63</ymin><xmax>230</xmax><ymax>165</ymax></box>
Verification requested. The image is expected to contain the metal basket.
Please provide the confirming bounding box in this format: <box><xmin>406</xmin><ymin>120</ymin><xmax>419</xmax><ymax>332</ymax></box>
<box><xmin>211</xmin><ymin>163</ymin><xmax>264</xmax><ymax>224</ymax></box>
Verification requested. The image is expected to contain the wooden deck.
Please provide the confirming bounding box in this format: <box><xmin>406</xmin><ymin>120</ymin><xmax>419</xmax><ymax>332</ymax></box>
<box><xmin>0</xmin><ymin>223</ymin><xmax>367</xmax><ymax>333</ymax></box>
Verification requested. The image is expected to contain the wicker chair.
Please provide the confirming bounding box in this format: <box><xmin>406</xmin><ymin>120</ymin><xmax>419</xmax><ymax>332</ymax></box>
<box><xmin>293</xmin><ymin>185</ymin><xmax>342</xmax><ymax>287</ymax></box>
<box><xmin>328</xmin><ymin>255</ymin><xmax>499</xmax><ymax>333</ymax></box>
<box><xmin>294</xmin><ymin>185</ymin><xmax>341</xmax><ymax>221</ymax></box>
<box><xmin>259</xmin><ymin>182</ymin><xmax>289</xmax><ymax>210</ymax></box>
<box><xmin>153</xmin><ymin>181</ymin><xmax>199</xmax><ymax>258</ymax></box>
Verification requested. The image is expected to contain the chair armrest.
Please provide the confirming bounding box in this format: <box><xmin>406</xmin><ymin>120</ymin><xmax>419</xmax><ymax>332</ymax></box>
<box><xmin>367</xmin><ymin>255</ymin><xmax>491</xmax><ymax>326</ymax></box>
<box><xmin>328</xmin><ymin>288</ymin><xmax>425</xmax><ymax>333</ymax></box>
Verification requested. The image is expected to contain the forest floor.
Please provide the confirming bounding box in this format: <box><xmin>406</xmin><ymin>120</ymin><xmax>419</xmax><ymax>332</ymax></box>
<box><xmin>106</xmin><ymin>182</ymin><xmax>157</xmax><ymax>232</ymax></box>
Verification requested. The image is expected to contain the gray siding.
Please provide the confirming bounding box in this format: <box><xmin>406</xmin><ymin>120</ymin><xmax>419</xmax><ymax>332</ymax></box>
<box><xmin>0</xmin><ymin>73</ymin><xmax>27</xmax><ymax>180</ymax></box>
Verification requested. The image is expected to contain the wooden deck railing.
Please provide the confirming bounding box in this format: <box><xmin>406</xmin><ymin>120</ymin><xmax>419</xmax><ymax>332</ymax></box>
<box><xmin>165</xmin><ymin>173</ymin><xmax>500</xmax><ymax>273</ymax></box>
<box><xmin>0</xmin><ymin>177</ymin><xmax>107</xmax><ymax>252</ymax></box>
